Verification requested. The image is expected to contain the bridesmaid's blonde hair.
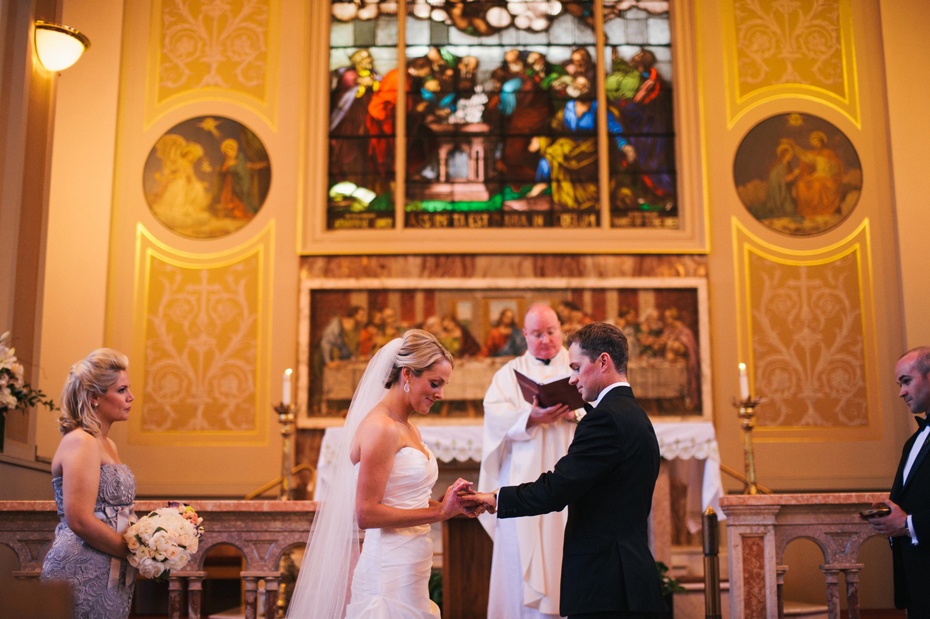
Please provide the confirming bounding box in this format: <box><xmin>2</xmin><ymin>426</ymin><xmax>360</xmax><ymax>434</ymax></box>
<box><xmin>58</xmin><ymin>349</ymin><xmax>129</xmax><ymax>437</ymax></box>
<box><xmin>385</xmin><ymin>329</ymin><xmax>454</xmax><ymax>388</ymax></box>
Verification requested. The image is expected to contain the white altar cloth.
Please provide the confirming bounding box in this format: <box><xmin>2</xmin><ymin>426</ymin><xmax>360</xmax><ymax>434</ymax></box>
<box><xmin>315</xmin><ymin>421</ymin><xmax>724</xmax><ymax>522</ymax></box>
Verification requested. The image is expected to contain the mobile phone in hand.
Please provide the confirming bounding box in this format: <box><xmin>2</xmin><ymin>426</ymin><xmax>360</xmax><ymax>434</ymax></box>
<box><xmin>859</xmin><ymin>507</ymin><xmax>891</xmax><ymax>519</ymax></box>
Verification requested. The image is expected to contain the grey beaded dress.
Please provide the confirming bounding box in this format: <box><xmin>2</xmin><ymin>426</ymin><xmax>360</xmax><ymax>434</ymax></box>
<box><xmin>41</xmin><ymin>463</ymin><xmax>137</xmax><ymax>619</ymax></box>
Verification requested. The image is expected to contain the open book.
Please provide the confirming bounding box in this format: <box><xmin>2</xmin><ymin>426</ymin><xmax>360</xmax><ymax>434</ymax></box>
<box><xmin>514</xmin><ymin>369</ymin><xmax>586</xmax><ymax>410</ymax></box>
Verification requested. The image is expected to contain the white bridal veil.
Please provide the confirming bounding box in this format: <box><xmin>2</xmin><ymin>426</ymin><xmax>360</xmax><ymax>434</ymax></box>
<box><xmin>286</xmin><ymin>337</ymin><xmax>403</xmax><ymax>619</ymax></box>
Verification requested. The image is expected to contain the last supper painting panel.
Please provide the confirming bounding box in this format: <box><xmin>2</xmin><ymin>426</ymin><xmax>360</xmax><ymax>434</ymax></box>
<box><xmin>299</xmin><ymin>281</ymin><xmax>708</xmax><ymax>425</ymax></box>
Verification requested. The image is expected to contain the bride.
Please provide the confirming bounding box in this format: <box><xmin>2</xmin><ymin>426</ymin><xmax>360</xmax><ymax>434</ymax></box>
<box><xmin>288</xmin><ymin>329</ymin><xmax>483</xmax><ymax>618</ymax></box>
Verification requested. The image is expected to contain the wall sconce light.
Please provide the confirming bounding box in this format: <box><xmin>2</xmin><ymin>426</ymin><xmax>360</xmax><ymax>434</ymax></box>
<box><xmin>34</xmin><ymin>21</ymin><xmax>90</xmax><ymax>72</ymax></box>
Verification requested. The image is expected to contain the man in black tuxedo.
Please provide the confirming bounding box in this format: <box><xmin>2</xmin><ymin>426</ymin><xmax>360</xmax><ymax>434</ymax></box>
<box><xmin>472</xmin><ymin>322</ymin><xmax>666</xmax><ymax>619</ymax></box>
<box><xmin>870</xmin><ymin>346</ymin><xmax>930</xmax><ymax>616</ymax></box>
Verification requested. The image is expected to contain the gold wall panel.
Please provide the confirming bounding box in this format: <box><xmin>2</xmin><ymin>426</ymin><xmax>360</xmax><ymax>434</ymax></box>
<box><xmin>129</xmin><ymin>222</ymin><xmax>274</xmax><ymax>446</ymax></box>
<box><xmin>146</xmin><ymin>0</ymin><xmax>279</xmax><ymax>128</ymax></box>
<box><xmin>733</xmin><ymin>219</ymin><xmax>878</xmax><ymax>442</ymax></box>
<box><xmin>723</xmin><ymin>0</ymin><xmax>859</xmax><ymax>127</ymax></box>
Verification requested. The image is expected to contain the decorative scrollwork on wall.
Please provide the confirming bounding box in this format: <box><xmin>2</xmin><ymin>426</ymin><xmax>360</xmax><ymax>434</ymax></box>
<box><xmin>733</xmin><ymin>0</ymin><xmax>844</xmax><ymax>96</ymax></box>
<box><xmin>158</xmin><ymin>0</ymin><xmax>270</xmax><ymax>102</ymax></box>
<box><xmin>749</xmin><ymin>249</ymin><xmax>867</xmax><ymax>427</ymax></box>
<box><xmin>142</xmin><ymin>254</ymin><xmax>260</xmax><ymax>434</ymax></box>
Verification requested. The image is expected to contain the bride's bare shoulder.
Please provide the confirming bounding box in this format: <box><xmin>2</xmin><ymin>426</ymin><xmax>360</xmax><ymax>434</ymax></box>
<box><xmin>355</xmin><ymin>407</ymin><xmax>401</xmax><ymax>445</ymax></box>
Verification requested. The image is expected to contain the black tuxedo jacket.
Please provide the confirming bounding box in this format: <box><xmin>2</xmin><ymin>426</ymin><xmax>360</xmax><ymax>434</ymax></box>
<box><xmin>889</xmin><ymin>422</ymin><xmax>930</xmax><ymax>613</ymax></box>
<box><xmin>497</xmin><ymin>386</ymin><xmax>666</xmax><ymax>616</ymax></box>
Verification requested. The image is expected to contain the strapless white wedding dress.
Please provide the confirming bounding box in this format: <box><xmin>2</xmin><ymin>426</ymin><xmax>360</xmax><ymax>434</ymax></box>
<box><xmin>346</xmin><ymin>446</ymin><xmax>442</xmax><ymax>619</ymax></box>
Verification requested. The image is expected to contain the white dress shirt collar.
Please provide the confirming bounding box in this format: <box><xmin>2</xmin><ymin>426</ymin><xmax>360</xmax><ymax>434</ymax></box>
<box><xmin>592</xmin><ymin>381</ymin><xmax>631</xmax><ymax>408</ymax></box>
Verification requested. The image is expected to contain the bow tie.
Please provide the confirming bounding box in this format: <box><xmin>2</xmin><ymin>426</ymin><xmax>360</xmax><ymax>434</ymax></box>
<box><xmin>583</xmin><ymin>403</ymin><xmax>594</xmax><ymax>413</ymax></box>
<box><xmin>536</xmin><ymin>357</ymin><xmax>551</xmax><ymax>365</ymax></box>
<box><xmin>917</xmin><ymin>415</ymin><xmax>928</xmax><ymax>432</ymax></box>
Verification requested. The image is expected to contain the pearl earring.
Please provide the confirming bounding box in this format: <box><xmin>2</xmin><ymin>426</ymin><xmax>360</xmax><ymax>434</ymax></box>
<box><xmin>404</xmin><ymin>382</ymin><xmax>410</xmax><ymax>393</ymax></box>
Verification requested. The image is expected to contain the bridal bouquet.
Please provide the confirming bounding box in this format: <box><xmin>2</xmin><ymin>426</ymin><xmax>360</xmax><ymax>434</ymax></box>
<box><xmin>124</xmin><ymin>502</ymin><xmax>204</xmax><ymax>580</ymax></box>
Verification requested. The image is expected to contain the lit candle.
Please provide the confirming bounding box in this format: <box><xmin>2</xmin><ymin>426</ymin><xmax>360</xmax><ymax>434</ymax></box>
<box><xmin>739</xmin><ymin>363</ymin><xmax>750</xmax><ymax>401</ymax></box>
<box><xmin>283</xmin><ymin>368</ymin><xmax>293</xmax><ymax>406</ymax></box>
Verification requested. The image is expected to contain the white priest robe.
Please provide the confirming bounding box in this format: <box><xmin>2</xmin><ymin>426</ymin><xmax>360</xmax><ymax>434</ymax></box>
<box><xmin>478</xmin><ymin>349</ymin><xmax>578</xmax><ymax>619</ymax></box>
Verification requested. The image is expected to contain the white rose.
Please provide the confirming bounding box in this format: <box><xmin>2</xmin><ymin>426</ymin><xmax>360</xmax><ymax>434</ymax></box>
<box><xmin>137</xmin><ymin>519</ymin><xmax>157</xmax><ymax>541</ymax></box>
<box><xmin>141</xmin><ymin>558</ymin><xmax>165</xmax><ymax>579</ymax></box>
<box><xmin>186</xmin><ymin>538</ymin><xmax>199</xmax><ymax>554</ymax></box>
<box><xmin>151</xmin><ymin>531</ymin><xmax>172</xmax><ymax>553</ymax></box>
<box><xmin>158</xmin><ymin>514</ymin><xmax>183</xmax><ymax>537</ymax></box>
<box><xmin>158</xmin><ymin>507</ymin><xmax>181</xmax><ymax>521</ymax></box>
<box><xmin>126</xmin><ymin>535</ymin><xmax>140</xmax><ymax>552</ymax></box>
<box><xmin>0</xmin><ymin>388</ymin><xmax>16</xmax><ymax>409</ymax></box>
<box><xmin>162</xmin><ymin>545</ymin><xmax>182</xmax><ymax>563</ymax></box>
<box><xmin>165</xmin><ymin>549</ymin><xmax>191</xmax><ymax>572</ymax></box>
<box><xmin>137</xmin><ymin>557</ymin><xmax>153</xmax><ymax>578</ymax></box>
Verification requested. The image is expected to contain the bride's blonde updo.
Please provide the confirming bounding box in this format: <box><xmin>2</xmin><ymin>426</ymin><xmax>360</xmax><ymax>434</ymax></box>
<box><xmin>385</xmin><ymin>329</ymin><xmax>454</xmax><ymax>389</ymax></box>
<box><xmin>58</xmin><ymin>348</ymin><xmax>129</xmax><ymax>437</ymax></box>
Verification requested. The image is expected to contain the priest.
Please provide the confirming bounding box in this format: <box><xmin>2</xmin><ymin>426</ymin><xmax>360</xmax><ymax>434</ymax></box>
<box><xmin>478</xmin><ymin>303</ymin><xmax>580</xmax><ymax>618</ymax></box>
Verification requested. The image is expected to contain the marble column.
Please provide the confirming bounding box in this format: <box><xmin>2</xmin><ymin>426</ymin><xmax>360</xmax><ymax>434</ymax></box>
<box><xmin>243</xmin><ymin>575</ymin><xmax>258</xmax><ymax>619</ymax></box>
<box><xmin>820</xmin><ymin>565</ymin><xmax>841</xmax><ymax>619</ymax></box>
<box><xmin>844</xmin><ymin>566</ymin><xmax>863</xmax><ymax>619</ymax></box>
<box><xmin>723</xmin><ymin>505</ymin><xmax>780</xmax><ymax>618</ymax></box>
<box><xmin>186</xmin><ymin>572</ymin><xmax>207</xmax><ymax>619</ymax></box>
<box><xmin>168</xmin><ymin>576</ymin><xmax>185</xmax><ymax>619</ymax></box>
<box><xmin>264</xmin><ymin>575</ymin><xmax>281</xmax><ymax>619</ymax></box>
<box><xmin>775</xmin><ymin>564</ymin><xmax>788</xmax><ymax>619</ymax></box>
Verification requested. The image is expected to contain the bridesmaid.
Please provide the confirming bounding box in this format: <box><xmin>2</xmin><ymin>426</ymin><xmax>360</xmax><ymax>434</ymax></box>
<box><xmin>41</xmin><ymin>349</ymin><xmax>137</xmax><ymax>619</ymax></box>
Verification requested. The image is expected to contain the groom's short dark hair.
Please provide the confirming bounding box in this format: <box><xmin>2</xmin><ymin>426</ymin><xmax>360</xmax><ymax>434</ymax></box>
<box><xmin>568</xmin><ymin>322</ymin><xmax>629</xmax><ymax>373</ymax></box>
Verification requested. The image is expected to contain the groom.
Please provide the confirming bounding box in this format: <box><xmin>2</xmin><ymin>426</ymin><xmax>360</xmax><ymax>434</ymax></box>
<box><xmin>471</xmin><ymin>322</ymin><xmax>666</xmax><ymax>619</ymax></box>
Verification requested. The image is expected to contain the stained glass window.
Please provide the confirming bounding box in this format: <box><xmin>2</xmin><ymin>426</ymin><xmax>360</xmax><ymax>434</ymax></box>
<box><xmin>328</xmin><ymin>1</ymin><xmax>399</xmax><ymax>230</ymax></box>
<box><xmin>326</xmin><ymin>0</ymin><xmax>676</xmax><ymax>231</ymax></box>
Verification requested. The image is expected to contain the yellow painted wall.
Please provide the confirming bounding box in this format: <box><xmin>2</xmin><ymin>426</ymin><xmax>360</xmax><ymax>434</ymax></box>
<box><xmin>881</xmin><ymin>0</ymin><xmax>930</xmax><ymax>350</ymax></box>
<box><xmin>24</xmin><ymin>0</ymin><xmax>927</xmax><ymax>507</ymax></box>
<box><xmin>36</xmin><ymin>0</ymin><xmax>125</xmax><ymax>459</ymax></box>
<box><xmin>701</xmin><ymin>0</ymin><xmax>911</xmax><ymax>493</ymax></box>
<box><xmin>35</xmin><ymin>0</ymin><xmax>301</xmax><ymax>497</ymax></box>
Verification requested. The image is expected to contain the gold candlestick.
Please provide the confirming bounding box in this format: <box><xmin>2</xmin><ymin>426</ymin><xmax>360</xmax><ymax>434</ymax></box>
<box><xmin>733</xmin><ymin>396</ymin><xmax>762</xmax><ymax>495</ymax></box>
<box><xmin>274</xmin><ymin>403</ymin><xmax>296</xmax><ymax>501</ymax></box>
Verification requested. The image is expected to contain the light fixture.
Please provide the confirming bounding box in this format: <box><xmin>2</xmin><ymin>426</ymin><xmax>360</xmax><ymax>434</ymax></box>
<box><xmin>34</xmin><ymin>21</ymin><xmax>90</xmax><ymax>72</ymax></box>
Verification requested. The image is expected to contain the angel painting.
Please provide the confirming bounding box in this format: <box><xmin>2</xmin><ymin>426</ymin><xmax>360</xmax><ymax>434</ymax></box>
<box><xmin>143</xmin><ymin>116</ymin><xmax>271</xmax><ymax>239</ymax></box>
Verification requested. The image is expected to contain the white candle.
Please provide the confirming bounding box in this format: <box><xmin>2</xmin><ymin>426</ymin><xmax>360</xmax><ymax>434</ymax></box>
<box><xmin>739</xmin><ymin>363</ymin><xmax>750</xmax><ymax>400</ymax></box>
<box><xmin>283</xmin><ymin>368</ymin><xmax>293</xmax><ymax>406</ymax></box>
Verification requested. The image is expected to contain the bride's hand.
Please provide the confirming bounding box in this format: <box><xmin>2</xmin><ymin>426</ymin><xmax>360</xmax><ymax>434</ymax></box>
<box><xmin>440</xmin><ymin>478</ymin><xmax>477</xmax><ymax>519</ymax></box>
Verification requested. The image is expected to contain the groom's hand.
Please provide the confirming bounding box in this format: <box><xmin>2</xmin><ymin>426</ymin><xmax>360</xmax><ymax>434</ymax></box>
<box><xmin>469</xmin><ymin>491</ymin><xmax>498</xmax><ymax>514</ymax></box>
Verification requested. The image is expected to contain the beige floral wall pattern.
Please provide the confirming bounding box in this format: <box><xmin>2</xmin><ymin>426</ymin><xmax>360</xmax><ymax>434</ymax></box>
<box><xmin>734</xmin><ymin>0</ymin><xmax>844</xmax><ymax>96</ymax></box>
<box><xmin>747</xmin><ymin>248</ymin><xmax>867</xmax><ymax>427</ymax></box>
<box><xmin>724</xmin><ymin>0</ymin><xmax>859</xmax><ymax>126</ymax></box>
<box><xmin>142</xmin><ymin>254</ymin><xmax>260</xmax><ymax>434</ymax></box>
<box><xmin>130</xmin><ymin>223</ymin><xmax>274</xmax><ymax>446</ymax></box>
<box><xmin>157</xmin><ymin>0</ymin><xmax>271</xmax><ymax>104</ymax></box>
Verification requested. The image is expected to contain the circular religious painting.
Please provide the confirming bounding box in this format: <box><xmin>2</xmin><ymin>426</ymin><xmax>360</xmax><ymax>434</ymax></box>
<box><xmin>143</xmin><ymin>116</ymin><xmax>271</xmax><ymax>239</ymax></box>
<box><xmin>733</xmin><ymin>113</ymin><xmax>861</xmax><ymax>236</ymax></box>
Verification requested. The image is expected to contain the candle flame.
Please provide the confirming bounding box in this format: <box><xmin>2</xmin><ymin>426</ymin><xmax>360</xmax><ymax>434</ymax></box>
<box><xmin>738</xmin><ymin>363</ymin><xmax>746</xmax><ymax>371</ymax></box>
<box><xmin>285</xmin><ymin>368</ymin><xmax>293</xmax><ymax>376</ymax></box>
